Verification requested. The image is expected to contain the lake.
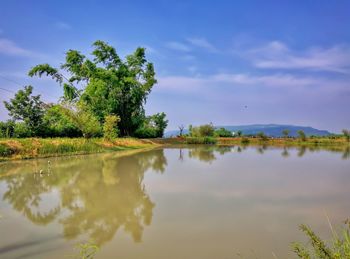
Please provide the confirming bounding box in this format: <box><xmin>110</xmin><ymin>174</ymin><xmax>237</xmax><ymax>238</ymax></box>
<box><xmin>0</xmin><ymin>145</ymin><xmax>349</xmax><ymax>258</ymax></box>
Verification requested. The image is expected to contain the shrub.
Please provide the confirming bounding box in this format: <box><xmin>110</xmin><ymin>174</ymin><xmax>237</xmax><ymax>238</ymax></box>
<box><xmin>297</xmin><ymin>130</ymin><xmax>307</xmax><ymax>141</ymax></box>
<box><xmin>185</xmin><ymin>137</ymin><xmax>217</xmax><ymax>144</ymax></box>
<box><xmin>257</xmin><ymin>131</ymin><xmax>268</xmax><ymax>141</ymax></box>
<box><xmin>190</xmin><ymin>123</ymin><xmax>215</xmax><ymax>137</ymax></box>
<box><xmin>13</xmin><ymin>122</ymin><xmax>32</xmax><ymax>138</ymax></box>
<box><xmin>241</xmin><ymin>137</ymin><xmax>250</xmax><ymax>144</ymax></box>
<box><xmin>103</xmin><ymin>115</ymin><xmax>120</xmax><ymax>140</ymax></box>
<box><xmin>214</xmin><ymin>127</ymin><xmax>233</xmax><ymax>137</ymax></box>
<box><xmin>0</xmin><ymin>143</ymin><xmax>15</xmax><ymax>156</ymax></box>
<box><xmin>134</xmin><ymin>126</ymin><xmax>157</xmax><ymax>138</ymax></box>
<box><xmin>292</xmin><ymin>220</ymin><xmax>350</xmax><ymax>259</ymax></box>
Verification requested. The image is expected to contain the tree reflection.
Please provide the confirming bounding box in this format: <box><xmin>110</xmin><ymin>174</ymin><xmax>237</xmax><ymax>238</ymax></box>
<box><xmin>1</xmin><ymin>149</ymin><xmax>167</xmax><ymax>246</ymax></box>
<box><xmin>187</xmin><ymin>146</ymin><xmax>232</xmax><ymax>163</ymax></box>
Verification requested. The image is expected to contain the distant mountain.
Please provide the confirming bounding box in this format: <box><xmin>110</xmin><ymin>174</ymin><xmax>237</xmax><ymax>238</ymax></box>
<box><xmin>164</xmin><ymin>124</ymin><xmax>332</xmax><ymax>138</ymax></box>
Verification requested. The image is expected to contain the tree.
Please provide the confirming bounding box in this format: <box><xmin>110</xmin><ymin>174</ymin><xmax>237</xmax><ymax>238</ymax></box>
<box><xmin>190</xmin><ymin>123</ymin><xmax>215</xmax><ymax>137</ymax></box>
<box><xmin>4</xmin><ymin>85</ymin><xmax>45</xmax><ymax>136</ymax></box>
<box><xmin>151</xmin><ymin>112</ymin><xmax>168</xmax><ymax>138</ymax></box>
<box><xmin>28</xmin><ymin>40</ymin><xmax>157</xmax><ymax>136</ymax></box>
<box><xmin>342</xmin><ymin>129</ymin><xmax>350</xmax><ymax>142</ymax></box>
<box><xmin>297</xmin><ymin>130</ymin><xmax>306</xmax><ymax>141</ymax></box>
<box><xmin>236</xmin><ymin>130</ymin><xmax>243</xmax><ymax>137</ymax></box>
<box><xmin>282</xmin><ymin>129</ymin><xmax>290</xmax><ymax>138</ymax></box>
<box><xmin>214</xmin><ymin>127</ymin><xmax>233</xmax><ymax>137</ymax></box>
<box><xmin>42</xmin><ymin>104</ymin><xmax>81</xmax><ymax>137</ymax></box>
<box><xmin>257</xmin><ymin>131</ymin><xmax>268</xmax><ymax>141</ymax></box>
<box><xmin>103</xmin><ymin>115</ymin><xmax>120</xmax><ymax>140</ymax></box>
<box><xmin>178</xmin><ymin>125</ymin><xmax>185</xmax><ymax>137</ymax></box>
<box><xmin>63</xmin><ymin>104</ymin><xmax>102</xmax><ymax>138</ymax></box>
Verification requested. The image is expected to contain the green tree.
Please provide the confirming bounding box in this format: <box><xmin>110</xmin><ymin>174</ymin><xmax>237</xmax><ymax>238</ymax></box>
<box><xmin>63</xmin><ymin>104</ymin><xmax>102</xmax><ymax>138</ymax></box>
<box><xmin>236</xmin><ymin>130</ymin><xmax>243</xmax><ymax>137</ymax></box>
<box><xmin>190</xmin><ymin>123</ymin><xmax>215</xmax><ymax>137</ymax></box>
<box><xmin>282</xmin><ymin>129</ymin><xmax>290</xmax><ymax>138</ymax></box>
<box><xmin>43</xmin><ymin>104</ymin><xmax>81</xmax><ymax>137</ymax></box>
<box><xmin>103</xmin><ymin>115</ymin><xmax>120</xmax><ymax>140</ymax></box>
<box><xmin>214</xmin><ymin>127</ymin><xmax>233</xmax><ymax>137</ymax></box>
<box><xmin>342</xmin><ymin>129</ymin><xmax>350</xmax><ymax>142</ymax></box>
<box><xmin>28</xmin><ymin>40</ymin><xmax>157</xmax><ymax>136</ymax></box>
<box><xmin>297</xmin><ymin>130</ymin><xmax>307</xmax><ymax>141</ymax></box>
<box><xmin>151</xmin><ymin>112</ymin><xmax>168</xmax><ymax>138</ymax></box>
<box><xmin>4</xmin><ymin>85</ymin><xmax>45</xmax><ymax>136</ymax></box>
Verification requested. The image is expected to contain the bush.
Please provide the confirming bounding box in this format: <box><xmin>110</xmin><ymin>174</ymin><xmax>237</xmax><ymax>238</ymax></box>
<box><xmin>13</xmin><ymin>122</ymin><xmax>32</xmax><ymax>138</ymax></box>
<box><xmin>0</xmin><ymin>120</ymin><xmax>15</xmax><ymax>138</ymax></box>
<box><xmin>292</xmin><ymin>220</ymin><xmax>350</xmax><ymax>258</ymax></box>
<box><xmin>298</xmin><ymin>130</ymin><xmax>307</xmax><ymax>141</ymax></box>
<box><xmin>241</xmin><ymin>137</ymin><xmax>250</xmax><ymax>144</ymax></box>
<box><xmin>43</xmin><ymin>105</ymin><xmax>81</xmax><ymax>137</ymax></box>
<box><xmin>103</xmin><ymin>115</ymin><xmax>120</xmax><ymax>140</ymax></box>
<box><xmin>0</xmin><ymin>143</ymin><xmax>15</xmax><ymax>156</ymax></box>
<box><xmin>214</xmin><ymin>127</ymin><xmax>233</xmax><ymax>137</ymax></box>
<box><xmin>185</xmin><ymin>137</ymin><xmax>217</xmax><ymax>144</ymax></box>
<box><xmin>190</xmin><ymin>123</ymin><xmax>215</xmax><ymax>137</ymax></box>
<box><xmin>134</xmin><ymin>126</ymin><xmax>157</xmax><ymax>138</ymax></box>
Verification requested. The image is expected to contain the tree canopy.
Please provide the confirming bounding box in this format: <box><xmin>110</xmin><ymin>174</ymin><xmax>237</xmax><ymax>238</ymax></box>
<box><xmin>28</xmin><ymin>40</ymin><xmax>160</xmax><ymax>136</ymax></box>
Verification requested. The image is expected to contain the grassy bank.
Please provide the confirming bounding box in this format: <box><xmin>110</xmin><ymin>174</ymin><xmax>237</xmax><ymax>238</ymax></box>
<box><xmin>0</xmin><ymin>136</ymin><xmax>348</xmax><ymax>161</ymax></box>
<box><xmin>0</xmin><ymin>138</ymin><xmax>158</xmax><ymax>161</ymax></box>
<box><xmin>155</xmin><ymin>136</ymin><xmax>350</xmax><ymax>147</ymax></box>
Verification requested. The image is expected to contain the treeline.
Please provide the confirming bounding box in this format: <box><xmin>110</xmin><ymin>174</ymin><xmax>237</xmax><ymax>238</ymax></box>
<box><xmin>179</xmin><ymin>123</ymin><xmax>350</xmax><ymax>142</ymax></box>
<box><xmin>0</xmin><ymin>41</ymin><xmax>168</xmax><ymax>139</ymax></box>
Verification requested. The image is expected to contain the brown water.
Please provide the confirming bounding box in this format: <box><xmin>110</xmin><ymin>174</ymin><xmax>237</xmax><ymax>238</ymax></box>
<box><xmin>0</xmin><ymin>145</ymin><xmax>349</xmax><ymax>259</ymax></box>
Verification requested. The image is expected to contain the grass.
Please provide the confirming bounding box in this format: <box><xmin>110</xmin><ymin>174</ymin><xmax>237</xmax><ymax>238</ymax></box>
<box><xmin>0</xmin><ymin>137</ymin><xmax>158</xmax><ymax>161</ymax></box>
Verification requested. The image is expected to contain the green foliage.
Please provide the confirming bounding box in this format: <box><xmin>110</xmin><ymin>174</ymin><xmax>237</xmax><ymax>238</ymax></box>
<box><xmin>134</xmin><ymin>112</ymin><xmax>168</xmax><ymax>138</ymax></box>
<box><xmin>0</xmin><ymin>143</ymin><xmax>14</xmax><ymax>156</ymax></box>
<box><xmin>257</xmin><ymin>131</ymin><xmax>268</xmax><ymax>141</ymax></box>
<box><xmin>103</xmin><ymin>115</ymin><xmax>120</xmax><ymax>140</ymax></box>
<box><xmin>282</xmin><ymin>129</ymin><xmax>290</xmax><ymax>138</ymax></box>
<box><xmin>63</xmin><ymin>104</ymin><xmax>102</xmax><ymax>138</ymax></box>
<box><xmin>292</xmin><ymin>220</ymin><xmax>350</xmax><ymax>259</ymax></box>
<box><xmin>13</xmin><ymin>122</ymin><xmax>32</xmax><ymax>138</ymax></box>
<box><xmin>151</xmin><ymin>112</ymin><xmax>168</xmax><ymax>137</ymax></box>
<box><xmin>298</xmin><ymin>130</ymin><xmax>307</xmax><ymax>141</ymax></box>
<box><xmin>190</xmin><ymin>123</ymin><xmax>215</xmax><ymax>137</ymax></box>
<box><xmin>29</xmin><ymin>40</ymin><xmax>158</xmax><ymax>136</ymax></box>
<box><xmin>236</xmin><ymin>130</ymin><xmax>243</xmax><ymax>137</ymax></box>
<box><xmin>43</xmin><ymin>104</ymin><xmax>81</xmax><ymax>137</ymax></box>
<box><xmin>185</xmin><ymin>137</ymin><xmax>217</xmax><ymax>144</ymax></box>
<box><xmin>241</xmin><ymin>137</ymin><xmax>250</xmax><ymax>144</ymax></box>
<box><xmin>3</xmin><ymin>85</ymin><xmax>45</xmax><ymax>135</ymax></box>
<box><xmin>214</xmin><ymin>127</ymin><xmax>233</xmax><ymax>137</ymax></box>
<box><xmin>342</xmin><ymin>129</ymin><xmax>350</xmax><ymax>142</ymax></box>
<box><xmin>0</xmin><ymin>120</ymin><xmax>15</xmax><ymax>138</ymax></box>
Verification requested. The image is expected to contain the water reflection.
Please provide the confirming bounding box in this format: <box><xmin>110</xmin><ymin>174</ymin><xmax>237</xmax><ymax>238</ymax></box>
<box><xmin>187</xmin><ymin>146</ymin><xmax>233</xmax><ymax>163</ymax></box>
<box><xmin>1</xmin><ymin>149</ymin><xmax>167</xmax><ymax>246</ymax></box>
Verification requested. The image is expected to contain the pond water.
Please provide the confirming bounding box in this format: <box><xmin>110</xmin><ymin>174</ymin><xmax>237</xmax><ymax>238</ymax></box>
<box><xmin>0</xmin><ymin>145</ymin><xmax>349</xmax><ymax>259</ymax></box>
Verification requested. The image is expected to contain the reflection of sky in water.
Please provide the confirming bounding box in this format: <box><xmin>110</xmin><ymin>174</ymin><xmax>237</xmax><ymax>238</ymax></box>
<box><xmin>0</xmin><ymin>146</ymin><xmax>349</xmax><ymax>259</ymax></box>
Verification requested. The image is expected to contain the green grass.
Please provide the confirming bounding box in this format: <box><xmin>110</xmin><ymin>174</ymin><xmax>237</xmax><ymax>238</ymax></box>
<box><xmin>0</xmin><ymin>137</ymin><xmax>158</xmax><ymax>161</ymax></box>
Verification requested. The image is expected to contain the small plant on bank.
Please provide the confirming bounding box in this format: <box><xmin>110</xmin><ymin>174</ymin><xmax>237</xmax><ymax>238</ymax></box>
<box><xmin>292</xmin><ymin>219</ymin><xmax>350</xmax><ymax>259</ymax></box>
<box><xmin>103</xmin><ymin>115</ymin><xmax>120</xmax><ymax>140</ymax></box>
<box><xmin>282</xmin><ymin>129</ymin><xmax>290</xmax><ymax>138</ymax></box>
<box><xmin>257</xmin><ymin>131</ymin><xmax>268</xmax><ymax>141</ymax></box>
<box><xmin>342</xmin><ymin>129</ymin><xmax>350</xmax><ymax>142</ymax></box>
<box><xmin>298</xmin><ymin>130</ymin><xmax>307</xmax><ymax>141</ymax></box>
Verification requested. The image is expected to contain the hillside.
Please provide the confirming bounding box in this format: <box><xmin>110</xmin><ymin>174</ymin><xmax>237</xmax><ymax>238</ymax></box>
<box><xmin>164</xmin><ymin>124</ymin><xmax>332</xmax><ymax>137</ymax></box>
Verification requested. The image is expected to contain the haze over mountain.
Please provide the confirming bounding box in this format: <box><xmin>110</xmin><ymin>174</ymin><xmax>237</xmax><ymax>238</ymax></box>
<box><xmin>165</xmin><ymin>124</ymin><xmax>332</xmax><ymax>138</ymax></box>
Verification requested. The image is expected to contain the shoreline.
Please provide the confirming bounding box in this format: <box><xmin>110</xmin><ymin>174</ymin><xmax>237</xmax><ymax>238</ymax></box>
<box><xmin>0</xmin><ymin>136</ymin><xmax>349</xmax><ymax>161</ymax></box>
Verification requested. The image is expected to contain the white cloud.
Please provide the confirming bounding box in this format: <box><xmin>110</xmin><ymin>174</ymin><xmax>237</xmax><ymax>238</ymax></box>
<box><xmin>242</xmin><ymin>41</ymin><xmax>350</xmax><ymax>74</ymax></box>
<box><xmin>165</xmin><ymin>41</ymin><xmax>191</xmax><ymax>52</ymax></box>
<box><xmin>156</xmin><ymin>72</ymin><xmax>347</xmax><ymax>93</ymax></box>
<box><xmin>187</xmin><ymin>37</ymin><xmax>218</xmax><ymax>53</ymax></box>
<box><xmin>0</xmin><ymin>38</ymin><xmax>33</xmax><ymax>57</ymax></box>
<box><xmin>55</xmin><ymin>22</ymin><xmax>71</xmax><ymax>30</ymax></box>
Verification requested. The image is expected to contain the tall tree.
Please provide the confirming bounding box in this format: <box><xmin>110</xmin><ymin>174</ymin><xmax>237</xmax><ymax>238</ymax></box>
<box><xmin>28</xmin><ymin>40</ymin><xmax>157</xmax><ymax>136</ymax></box>
<box><xmin>4</xmin><ymin>85</ymin><xmax>45</xmax><ymax>135</ymax></box>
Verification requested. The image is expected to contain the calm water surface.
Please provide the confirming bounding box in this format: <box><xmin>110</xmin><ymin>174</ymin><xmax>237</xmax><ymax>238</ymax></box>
<box><xmin>0</xmin><ymin>146</ymin><xmax>349</xmax><ymax>259</ymax></box>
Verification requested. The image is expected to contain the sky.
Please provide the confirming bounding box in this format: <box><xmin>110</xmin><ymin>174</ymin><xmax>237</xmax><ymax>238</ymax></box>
<box><xmin>0</xmin><ymin>0</ymin><xmax>349</xmax><ymax>133</ymax></box>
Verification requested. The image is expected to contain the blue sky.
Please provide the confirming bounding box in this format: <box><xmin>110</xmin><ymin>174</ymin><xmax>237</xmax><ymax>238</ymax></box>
<box><xmin>0</xmin><ymin>0</ymin><xmax>349</xmax><ymax>132</ymax></box>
